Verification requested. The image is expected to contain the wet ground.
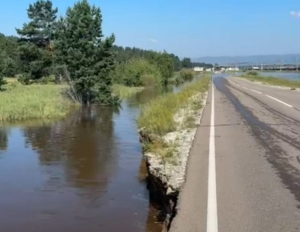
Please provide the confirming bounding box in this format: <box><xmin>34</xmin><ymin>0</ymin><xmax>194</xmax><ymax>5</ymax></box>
<box><xmin>0</xmin><ymin>87</ymin><xmax>171</xmax><ymax>232</ymax></box>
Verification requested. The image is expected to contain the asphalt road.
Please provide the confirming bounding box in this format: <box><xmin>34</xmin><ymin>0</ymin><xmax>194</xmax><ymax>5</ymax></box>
<box><xmin>170</xmin><ymin>75</ymin><xmax>300</xmax><ymax>232</ymax></box>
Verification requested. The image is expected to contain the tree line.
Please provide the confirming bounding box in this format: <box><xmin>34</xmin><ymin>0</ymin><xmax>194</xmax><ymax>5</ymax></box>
<box><xmin>0</xmin><ymin>0</ymin><xmax>211</xmax><ymax>104</ymax></box>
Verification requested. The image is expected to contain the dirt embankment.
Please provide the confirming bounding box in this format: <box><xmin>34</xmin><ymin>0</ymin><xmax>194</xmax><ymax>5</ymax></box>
<box><xmin>139</xmin><ymin>92</ymin><xmax>208</xmax><ymax>231</ymax></box>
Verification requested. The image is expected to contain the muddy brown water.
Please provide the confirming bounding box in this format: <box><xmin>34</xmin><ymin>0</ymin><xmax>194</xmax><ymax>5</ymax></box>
<box><xmin>0</xmin><ymin>84</ymin><xmax>188</xmax><ymax>232</ymax></box>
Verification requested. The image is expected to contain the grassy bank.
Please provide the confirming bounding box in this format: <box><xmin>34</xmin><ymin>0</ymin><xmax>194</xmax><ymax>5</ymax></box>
<box><xmin>241</xmin><ymin>74</ymin><xmax>300</xmax><ymax>89</ymax></box>
<box><xmin>138</xmin><ymin>74</ymin><xmax>210</xmax><ymax>136</ymax></box>
<box><xmin>138</xmin><ymin>74</ymin><xmax>210</xmax><ymax>192</ymax></box>
<box><xmin>0</xmin><ymin>83</ymin><xmax>74</xmax><ymax>123</ymax></box>
<box><xmin>112</xmin><ymin>84</ymin><xmax>144</xmax><ymax>99</ymax></box>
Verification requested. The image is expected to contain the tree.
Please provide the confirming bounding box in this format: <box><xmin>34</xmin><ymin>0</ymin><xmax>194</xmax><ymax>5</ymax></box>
<box><xmin>169</xmin><ymin>53</ymin><xmax>182</xmax><ymax>71</ymax></box>
<box><xmin>150</xmin><ymin>52</ymin><xmax>174</xmax><ymax>85</ymax></box>
<box><xmin>16</xmin><ymin>0</ymin><xmax>58</xmax><ymax>80</ymax></box>
<box><xmin>56</xmin><ymin>0</ymin><xmax>117</xmax><ymax>105</ymax></box>
<box><xmin>0</xmin><ymin>34</ymin><xmax>20</xmax><ymax>77</ymax></box>
<box><xmin>111</xmin><ymin>58</ymin><xmax>162</xmax><ymax>86</ymax></box>
<box><xmin>181</xmin><ymin>57</ymin><xmax>192</xmax><ymax>68</ymax></box>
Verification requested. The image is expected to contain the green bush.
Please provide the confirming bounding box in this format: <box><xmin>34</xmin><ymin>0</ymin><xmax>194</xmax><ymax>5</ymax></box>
<box><xmin>141</xmin><ymin>74</ymin><xmax>159</xmax><ymax>86</ymax></box>
<box><xmin>111</xmin><ymin>58</ymin><xmax>162</xmax><ymax>87</ymax></box>
<box><xmin>18</xmin><ymin>73</ymin><xmax>32</xmax><ymax>85</ymax></box>
<box><xmin>173</xmin><ymin>69</ymin><xmax>195</xmax><ymax>84</ymax></box>
<box><xmin>180</xmin><ymin>69</ymin><xmax>195</xmax><ymax>81</ymax></box>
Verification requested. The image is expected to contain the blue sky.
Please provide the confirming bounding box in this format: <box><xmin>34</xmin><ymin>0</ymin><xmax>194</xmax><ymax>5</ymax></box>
<box><xmin>1</xmin><ymin>0</ymin><xmax>300</xmax><ymax>58</ymax></box>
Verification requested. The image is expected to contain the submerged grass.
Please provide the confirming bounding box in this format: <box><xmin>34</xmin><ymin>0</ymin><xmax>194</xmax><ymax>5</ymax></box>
<box><xmin>112</xmin><ymin>84</ymin><xmax>144</xmax><ymax>99</ymax></box>
<box><xmin>0</xmin><ymin>83</ymin><xmax>74</xmax><ymax>123</ymax></box>
<box><xmin>241</xmin><ymin>74</ymin><xmax>300</xmax><ymax>89</ymax></box>
<box><xmin>138</xmin><ymin>74</ymin><xmax>210</xmax><ymax>136</ymax></box>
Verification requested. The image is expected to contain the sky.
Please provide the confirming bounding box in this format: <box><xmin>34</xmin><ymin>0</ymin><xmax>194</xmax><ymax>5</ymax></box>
<box><xmin>1</xmin><ymin>0</ymin><xmax>300</xmax><ymax>58</ymax></box>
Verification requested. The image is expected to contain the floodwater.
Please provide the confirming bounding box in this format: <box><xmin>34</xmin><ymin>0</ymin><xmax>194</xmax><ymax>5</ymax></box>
<box><xmin>0</xmin><ymin>83</ymin><xmax>189</xmax><ymax>232</ymax></box>
<box><xmin>0</xmin><ymin>87</ymin><xmax>176</xmax><ymax>232</ymax></box>
<box><xmin>258</xmin><ymin>71</ymin><xmax>300</xmax><ymax>80</ymax></box>
<box><xmin>231</xmin><ymin>71</ymin><xmax>300</xmax><ymax>81</ymax></box>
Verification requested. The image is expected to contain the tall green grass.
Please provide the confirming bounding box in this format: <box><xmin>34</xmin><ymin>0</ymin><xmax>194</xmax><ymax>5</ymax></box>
<box><xmin>112</xmin><ymin>84</ymin><xmax>144</xmax><ymax>99</ymax></box>
<box><xmin>0</xmin><ymin>83</ymin><xmax>74</xmax><ymax>123</ymax></box>
<box><xmin>138</xmin><ymin>74</ymin><xmax>210</xmax><ymax>136</ymax></box>
<box><xmin>241</xmin><ymin>74</ymin><xmax>300</xmax><ymax>89</ymax></box>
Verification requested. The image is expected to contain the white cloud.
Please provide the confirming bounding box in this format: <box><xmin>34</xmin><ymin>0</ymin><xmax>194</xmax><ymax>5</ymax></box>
<box><xmin>290</xmin><ymin>11</ymin><xmax>300</xmax><ymax>18</ymax></box>
<box><xmin>147</xmin><ymin>38</ymin><xmax>158</xmax><ymax>43</ymax></box>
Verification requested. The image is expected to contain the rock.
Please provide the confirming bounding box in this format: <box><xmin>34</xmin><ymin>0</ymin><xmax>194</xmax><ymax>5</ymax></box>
<box><xmin>139</xmin><ymin>91</ymin><xmax>209</xmax><ymax>232</ymax></box>
<box><xmin>142</xmin><ymin>92</ymin><xmax>208</xmax><ymax>194</ymax></box>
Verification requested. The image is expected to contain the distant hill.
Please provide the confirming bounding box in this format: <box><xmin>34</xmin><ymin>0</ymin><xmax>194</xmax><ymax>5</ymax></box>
<box><xmin>193</xmin><ymin>54</ymin><xmax>300</xmax><ymax>66</ymax></box>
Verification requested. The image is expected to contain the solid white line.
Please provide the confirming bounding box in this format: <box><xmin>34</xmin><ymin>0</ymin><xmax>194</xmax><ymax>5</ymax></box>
<box><xmin>207</xmin><ymin>83</ymin><xmax>218</xmax><ymax>232</ymax></box>
<box><xmin>266</xmin><ymin>95</ymin><xmax>293</xmax><ymax>108</ymax></box>
<box><xmin>242</xmin><ymin>86</ymin><xmax>248</xmax><ymax>90</ymax></box>
<box><xmin>250</xmin><ymin>89</ymin><xmax>262</xmax><ymax>94</ymax></box>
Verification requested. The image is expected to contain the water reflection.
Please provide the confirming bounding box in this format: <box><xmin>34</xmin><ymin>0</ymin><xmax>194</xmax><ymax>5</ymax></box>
<box><xmin>259</xmin><ymin>71</ymin><xmax>300</xmax><ymax>80</ymax></box>
<box><xmin>0</xmin><ymin>96</ymin><xmax>163</xmax><ymax>231</ymax></box>
<box><xmin>23</xmin><ymin>106</ymin><xmax>118</xmax><ymax>190</ymax></box>
<box><xmin>229</xmin><ymin>71</ymin><xmax>300</xmax><ymax>81</ymax></box>
<box><xmin>0</xmin><ymin>128</ymin><xmax>8</xmax><ymax>152</ymax></box>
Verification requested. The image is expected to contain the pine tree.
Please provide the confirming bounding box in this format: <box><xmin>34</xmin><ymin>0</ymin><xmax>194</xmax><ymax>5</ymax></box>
<box><xmin>0</xmin><ymin>34</ymin><xmax>21</xmax><ymax>77</ymax></box>
<box><xmin>16</xmin><ymin>0</ymin><xmax>58</xmax><ymax>80</ymax></box>
<box><xmin>56</xmin><ymin>0</ymin><xmax>117</xmax><ymax>105</ymax></box>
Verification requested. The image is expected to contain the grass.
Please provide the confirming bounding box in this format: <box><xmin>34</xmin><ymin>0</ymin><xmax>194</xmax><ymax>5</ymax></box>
<box><xmin>241</xmin><ymin>74</ymin><xmax>300</xmax><ymax>89</ymax></box>
<box><xmin>112</xmin><ymin>84</ymin><xmax>144</xmax><ymax>99</ymax></box>
<box><xmin>4</xmin><ymin>77</ymin><xmax>18</xmax><ymax>83</ymax></box>
<box><xmin>0</xmin><ymin>82</ymin><xmax>74</xmax><ymax>123</ymax></box>
<box><xmin>138</xmin><ymin>74</ymin><xmax>210</xmax><ymax>136</ymax></box>
<box><xmin>184</xmin><ymin>115</ymin><xmax>197</xmax><ymax>129</ymax></box>
<box><xmin>138</xmin><ymin>74</ymin><xmax>210</xmax><ymax>160</ymax></box>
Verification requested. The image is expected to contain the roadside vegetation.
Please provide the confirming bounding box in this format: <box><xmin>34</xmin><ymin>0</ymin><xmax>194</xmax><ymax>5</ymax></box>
<box><xmin>138</xmin><ymin>74</ymin><xmax>210</xmax><ymax>157</ymax></box>
<box><xmin>138</xmin><ymin>74</ymin><xmax>210</xmax><ymax>195</ymax></box>
<box><xmin>241</xmin><ymin>71</ymin><xmax>300</xmax><ymax>89</ymax></box>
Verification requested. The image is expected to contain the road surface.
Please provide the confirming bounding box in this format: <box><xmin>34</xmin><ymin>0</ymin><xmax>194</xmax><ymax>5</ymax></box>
<box><xmin>170</xmin><ymin>75</ymin><xmax>300</xmax><ymax>232</ymax></box>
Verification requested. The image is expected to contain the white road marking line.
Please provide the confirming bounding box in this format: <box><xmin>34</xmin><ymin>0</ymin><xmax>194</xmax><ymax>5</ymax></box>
<box><xmin>207</xmin><ymin>83</ymin><xmax>218</xmax><ymax>232</ymax></box>
<box><xmin>266</xmin><ymin>95</ymin><xmax>293</xmax><ymax>108</ymax></box>
<box><xmin>232</xmin><ymin>81</ymin><xmax>295</xmax><ymax>109</ymax></box>
<box><xmin>250</xmin><ymin>89</ymin><xmax>262</xmax><ymax>94</ymax></box>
